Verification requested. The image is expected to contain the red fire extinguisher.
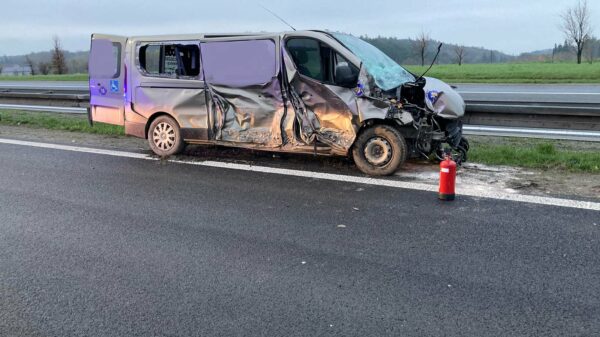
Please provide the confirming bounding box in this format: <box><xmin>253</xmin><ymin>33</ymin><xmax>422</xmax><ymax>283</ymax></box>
<box><xmin>439</xmin><ymin>155</ymin><xmax>457</xmax><ymax>201</ymax></box>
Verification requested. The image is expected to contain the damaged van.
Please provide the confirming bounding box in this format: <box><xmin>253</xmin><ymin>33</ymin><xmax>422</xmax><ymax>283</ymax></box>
<box><xmin>88</xmin><ymin>31</ymin><xmax>469</xmax><ymax>176</ymax></box>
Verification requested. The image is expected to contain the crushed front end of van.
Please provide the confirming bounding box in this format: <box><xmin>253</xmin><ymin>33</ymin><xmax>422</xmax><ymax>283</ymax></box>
<box><xmin>331</xmin><ymin>33</ymin><xmax>469</xmax><ymax>166</ymax></box>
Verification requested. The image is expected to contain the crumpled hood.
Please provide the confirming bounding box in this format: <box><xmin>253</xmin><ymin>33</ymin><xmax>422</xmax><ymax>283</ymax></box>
<box><xmin>423</xmin><ymin>77</ymin><xmax>465</xmax><ymax>119</ymax></box>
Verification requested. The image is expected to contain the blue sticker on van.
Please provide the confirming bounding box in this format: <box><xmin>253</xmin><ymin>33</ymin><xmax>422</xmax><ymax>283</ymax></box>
<box><xmin>110</xmin><ymin>79</ymin><xmax>119</xmax><ymax>93</ymax></box>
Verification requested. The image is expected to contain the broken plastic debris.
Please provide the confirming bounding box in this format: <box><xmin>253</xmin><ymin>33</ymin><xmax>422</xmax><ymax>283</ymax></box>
<box><xmin>337</xmin><ymin>224</ymin><xmax>346</xmax><ymax>228</ymax></box>
<box><xmin>301</xmin><ymin>261</ymin><xmax>306</xmax><ymax>265</ymax></box>
<box><xmin>352</xmin><ymin>207</ymin><xmax>359</xmax><ymax>211</ymax></box>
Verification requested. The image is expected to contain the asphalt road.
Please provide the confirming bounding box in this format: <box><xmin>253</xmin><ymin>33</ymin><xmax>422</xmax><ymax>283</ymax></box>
<box><xmin>0</xmin><ymin>81</ymin><xmax>88</xmax><ymax>91</ymax></box>
<box><xmin>1</xmin><ymin>143</ymin><xmax>599</xmax><ymax>336</ymax></box>
<box><xmin>454</xmin><ymin>83</ymin><xmax>600</xmax><ymax>104</ymax></box>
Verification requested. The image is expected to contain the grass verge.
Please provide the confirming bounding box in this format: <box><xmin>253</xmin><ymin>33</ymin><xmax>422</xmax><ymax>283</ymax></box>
<box><xmin>0</xmin><ymin>74</ymin><xmax>88</xmax><ymax>81</ymax></box>
<box><xmin>1</xmin><ymin>109</ymin><xmax>598</xmax><ymax>173</ymax></box>
<box><xmin>0</xmin><ymin>109</ymin><xmax>123</xmax><ymax>135</ymax></box>
<box><xmin>1</xmin><ymin>62</ymin><xmax>600</xmax><ymax>84</ymax></box>
<box><xmin>405</xmin><ymin>62</ymin><xmax>600</xmax><ymax>84</ymax></box>
<box><xmin>468</xmin><ymin>137</ymin><xmax>600</xmax><ymax>173</ymax></box>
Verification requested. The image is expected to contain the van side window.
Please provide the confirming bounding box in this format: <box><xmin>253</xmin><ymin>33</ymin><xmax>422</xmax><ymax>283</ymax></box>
<box><xmin>139</xmin><ymin>43</ymin><xmax>200</xmax><ymax>78</ymax></box>
<box><xmin>286</xmin><ymin>38</ymin><xmax>358</xmax><ymax>86</ymax></box>
<box><xmin>201</xmin><ymin>39</ymin><xmax>277</xmax><ymax>87</ymax></box>
<box><xmin>286</xmin><ymin>38</ymin><xmax>324</xmax><ymax>81</ymax></box>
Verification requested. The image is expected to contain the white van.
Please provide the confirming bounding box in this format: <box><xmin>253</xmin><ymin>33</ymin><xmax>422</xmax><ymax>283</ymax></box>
<box><xmin>88</xmin><ymin>31</ymin><xmax>468</xmax><ymax>175</ymax></box>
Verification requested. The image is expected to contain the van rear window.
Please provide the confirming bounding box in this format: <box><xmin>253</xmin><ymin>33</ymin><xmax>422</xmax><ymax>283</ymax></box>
<box><xmin>138</xmin><ymin>43</ymin><xmax>200</xmax><ymax>79</ymax></box>
<box><xmin>90</xmin><ymin>39</ymin><xmax>121</xmax><ymax>79</ymax></box>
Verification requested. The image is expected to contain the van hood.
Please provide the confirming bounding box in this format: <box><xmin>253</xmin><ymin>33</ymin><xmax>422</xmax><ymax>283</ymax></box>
<box><xmin>422</xmin><ymin>77</ymin><xmax>465</xmax><ymax>119</ymax></box>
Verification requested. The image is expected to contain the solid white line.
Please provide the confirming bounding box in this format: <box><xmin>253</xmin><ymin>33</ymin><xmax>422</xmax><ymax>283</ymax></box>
<box><xmin>459</xmin><ymin>91</ymin><xmax>600</xmax><ymax>95</ymax></box>
<box><xmin>0</xmin><ymin>138</ymin><xmax>598</xmax><ymax>211</ymax></box>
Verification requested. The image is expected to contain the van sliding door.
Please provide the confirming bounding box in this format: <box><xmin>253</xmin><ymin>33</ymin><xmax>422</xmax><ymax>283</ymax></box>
<box><xmin>88</xmin><ymin>34</ymin><xmax>127</xmax><ymax>125</ymax></box>
<box><xmin>200</xmin><ymin>37</ymin><xmax>284</xmax><ymax>146</ymax></box>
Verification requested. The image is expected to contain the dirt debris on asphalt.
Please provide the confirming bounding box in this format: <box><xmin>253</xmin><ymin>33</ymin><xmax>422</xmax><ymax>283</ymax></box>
<box><xmin>1</xmin><ymin>125</ymin><xmax>598</xmax><ymax>201</ymax></box>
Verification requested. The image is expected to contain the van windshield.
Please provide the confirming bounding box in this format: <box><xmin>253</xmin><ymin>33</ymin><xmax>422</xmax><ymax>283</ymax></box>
<box><xmin>332</xmin><ymin>33</ymin><xmax>414</xmax><ymax>91</ymax></box>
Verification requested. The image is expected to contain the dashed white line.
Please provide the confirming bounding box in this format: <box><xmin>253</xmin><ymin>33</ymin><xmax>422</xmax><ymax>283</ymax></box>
<box><xmin>0</xmin><ymin>138</ymin><xmax>598</xmax><ymax>211</ymax></box>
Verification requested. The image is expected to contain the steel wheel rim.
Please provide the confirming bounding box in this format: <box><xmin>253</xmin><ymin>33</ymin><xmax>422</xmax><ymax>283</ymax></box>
<box><xmin>364</xmin><ymin>136</ymin><xmax>392</xmax><ymax>166</ymax></box>
<box><xmin>152</xmin><ymin>122</ymin><xmax>176</xmax><ymax>151</ymax></box>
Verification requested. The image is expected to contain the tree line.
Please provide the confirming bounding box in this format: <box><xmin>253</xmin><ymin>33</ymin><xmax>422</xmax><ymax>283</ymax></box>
<box><xmin>367</xmin><ymin>0</ymin><xmax>596</xmax><ymax>66</ymax></box>
<box><xmin>1</xmin><ymin>0</ymin><xmax>595</xmax><ymax>76</ymax></box>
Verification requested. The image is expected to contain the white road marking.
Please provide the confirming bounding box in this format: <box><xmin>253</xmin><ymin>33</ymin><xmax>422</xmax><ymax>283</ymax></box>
<box><xmin>0</xmin><ymin>138</ymin><xmax>599</xmax><ymax>211</ymax></box>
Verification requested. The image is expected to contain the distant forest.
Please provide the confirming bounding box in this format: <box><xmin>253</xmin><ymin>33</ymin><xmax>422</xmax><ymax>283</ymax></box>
<box><xmin>1</xmin><ymin>35</ymin><xmax>598</xmax><ymax>75</ymax></box>
<box><xmin>362</xmin><ymin>36</ymin><xmax>513</xmax><ymax>65</ymax></box>
<box><xmin>362</xmin><ymin>36</ymin><xmax>600</xmax><ymax>65</ymax></box>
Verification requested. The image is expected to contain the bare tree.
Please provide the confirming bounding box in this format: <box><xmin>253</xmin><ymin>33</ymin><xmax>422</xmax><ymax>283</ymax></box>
<box><xmin>561</xmin><ymin>0</ymin><xmax>593</xmax><ymax>64</ymax></box>
<box><xmin>414</xmin><ymin>30</ymin><xmax>430</xmax><ymax>66</ymax></box>
<box><xmin>51</xmin><ymin>35</ymin><xmax>68</xmax><ymax>74</ymax></box>
<box><xmin>38</xmin><ymin>62</ymin><xmax>51</xmax><ymax>75</ymax></box>
<box><xmin>454</xmin><ymin>45</ymin><xmax>466</xmax><ymax>66</ymax></box>
<box><xmin>25</xmin><ymin>55</ymin><xmax>36</xmax><ymax>75</ymax></box>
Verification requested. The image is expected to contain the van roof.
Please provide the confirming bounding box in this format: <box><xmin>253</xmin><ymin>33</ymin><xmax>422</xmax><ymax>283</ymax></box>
<box><xmin>98</xmin><ymin>30</ymin><xmax>333</xmax><ymax>41</ymax></box>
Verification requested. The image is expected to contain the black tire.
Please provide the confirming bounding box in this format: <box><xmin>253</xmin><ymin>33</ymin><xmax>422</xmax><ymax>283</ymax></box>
<box><xmin>352</xmin><ymin>125</ymin><xmax>407</xmax><ymax>176</ymax></box>
<box><xmin>147</xmin><ymin>115</ymin><xmax>185</xmax><ymax>157</ymax></box>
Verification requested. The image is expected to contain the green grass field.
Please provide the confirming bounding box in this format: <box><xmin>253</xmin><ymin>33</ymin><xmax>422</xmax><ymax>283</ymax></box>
<box><xmin>0</xmin><ymin>109</ymin><xmax>123</xmax><ymax>135</ymax></box>
<box><xmin>1</xmin><ymin>62</ymin><xmax>599</xmax><ymax>83</ymax></box>
<box><xmin>468</xmin><ymin>138</ymin><xmax>600</xmax><ymax>173</ymax></box>
<box><xmin>405</xmin><ymin>62</ymin><xmax>600</xmax><ymax>83</ymax></box>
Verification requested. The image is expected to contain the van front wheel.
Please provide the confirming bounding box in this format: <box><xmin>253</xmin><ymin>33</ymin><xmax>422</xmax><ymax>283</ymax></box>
<box><xmin>148</xmin><ymin>116</ymin><xmax>185</xmax><ymax>157</ymax></box>
<box><xmin>352</xmin><ymin>125</ymin><xmax>407</xmax><ymax>176</ymax></box>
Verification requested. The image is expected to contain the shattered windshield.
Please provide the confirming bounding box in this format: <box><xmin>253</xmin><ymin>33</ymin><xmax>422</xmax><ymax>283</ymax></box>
<box><xmin>332</xmin><ymin>33</ymin><xmax>414</xmax><ymax>91</ymax></box>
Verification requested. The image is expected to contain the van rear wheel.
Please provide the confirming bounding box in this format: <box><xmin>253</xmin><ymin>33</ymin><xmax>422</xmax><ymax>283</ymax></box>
<box><xmin>352</xmin><ymin>125</ymin><xmax>407</xmax><ymax>176</ymax></box>
<box><xmin>148</xmin><ymin>116</ymin><xmax>185</xmax><ymax>157</ymax></box>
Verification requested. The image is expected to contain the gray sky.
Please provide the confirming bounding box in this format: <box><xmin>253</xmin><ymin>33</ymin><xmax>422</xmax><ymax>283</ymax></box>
<box><xmin>1</xmin><ymin>0</ymin><xmax>598</xmax><ymax>56</ymax></box>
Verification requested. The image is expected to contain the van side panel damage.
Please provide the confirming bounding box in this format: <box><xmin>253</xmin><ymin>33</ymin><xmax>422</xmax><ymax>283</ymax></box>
<box><xmin>200</xmin><ymin>39</ymin><xmax>285</xmax><ymax>147</ymax></box>
<box><xmin>281</xmin><ymin>48</ymin><xmax>357</xmax><ymax>154</ymax></box>
<box><xmin>134</xmin><ymin>87</ymin><xmax>208</xmax><ymax>131</ymax></box>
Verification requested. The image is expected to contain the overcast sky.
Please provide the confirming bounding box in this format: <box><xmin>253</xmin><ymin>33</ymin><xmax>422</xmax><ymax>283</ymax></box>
<box><xmin>1</xmin><ymin>0</ymin><xmax>598</xmax><ymax>56</ymax></box>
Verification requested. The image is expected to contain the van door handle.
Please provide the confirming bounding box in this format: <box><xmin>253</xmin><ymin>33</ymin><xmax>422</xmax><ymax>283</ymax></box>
<box><xmin>301</xmin><ymin>93</ymin><xmax>312</xmax><ymax>101</ymax></box>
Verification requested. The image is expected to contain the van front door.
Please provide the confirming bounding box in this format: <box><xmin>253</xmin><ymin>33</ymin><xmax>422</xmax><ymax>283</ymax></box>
<box><xmin>89</xmin><ymin>34</ymin><xmax>127</xmax><ymax>125</ymax></box>
<box><xmin>284</xmin><ymin>37</ymin><xmax>360</xmax><ymax>153</ymax></box>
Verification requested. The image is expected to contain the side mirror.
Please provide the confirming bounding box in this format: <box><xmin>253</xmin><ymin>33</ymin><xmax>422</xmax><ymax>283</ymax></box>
<box><xmin>334</xmin><ymin>62</ymin><xmax>357</xmax><ymax>88</ymax></box>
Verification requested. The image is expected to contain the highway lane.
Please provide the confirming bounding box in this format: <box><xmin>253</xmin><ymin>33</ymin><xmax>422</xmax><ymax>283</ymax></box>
<box><xmin>0</xmin><ymin>80</ymin><xmax>88</xmax><ymax>91</ymax></box>
<box><xmin>1</xmin><ymin>80</ymin><xmax>599</xmax><ymax>104</ymax></box>
<box><xmin>454</xmin><ymin>83</ymin><xmax>600</xmax><ymax>104</ymax></box>
<box><xmin>0</xmin><ymin>142</ymin><xmax>599</xmax><ymax>336</ymax></box>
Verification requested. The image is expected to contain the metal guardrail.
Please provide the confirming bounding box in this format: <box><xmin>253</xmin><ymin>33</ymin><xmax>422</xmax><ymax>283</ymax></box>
<box><xmin>463</xmin><ymin>125</ymin><xmax>600</xmax><ymax>142</ymax></box>
<box><xmin>1</xmin><ymin>87</ymin><xmax>599</xmax><ymax>142</ymax></box>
